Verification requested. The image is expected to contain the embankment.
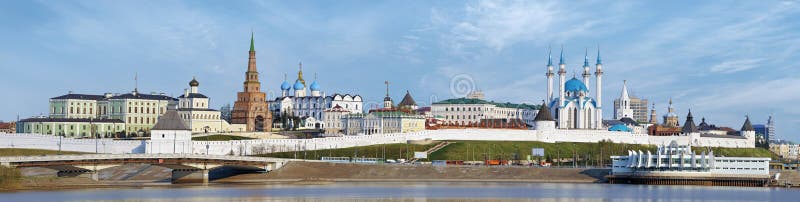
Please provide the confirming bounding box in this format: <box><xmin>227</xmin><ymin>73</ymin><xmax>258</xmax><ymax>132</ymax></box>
<box><xmin>220</xmin><ymin>161</ymin><xmax>609</xmax><ymax>183</ymax></box>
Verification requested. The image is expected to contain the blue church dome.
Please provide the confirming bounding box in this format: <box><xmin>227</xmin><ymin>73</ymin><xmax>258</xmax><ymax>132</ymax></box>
<box><xmin>280</xmin><ymin>80</ymin><xmax>291</xmax><ymax>90</ymax></box>
<box><xmin>309</xmin><ymin>80</ymin><xmax>320</xmax><ymax>91</ymax></box>
<box><xmin>293</xmin><ymin>80</ymin><xmax>305</xmax><ymax>90</ymax></box>
<box><xmin>565</xmin><ymin>78</ymin><xmax>589</xmax><ymax>93</ymax></box>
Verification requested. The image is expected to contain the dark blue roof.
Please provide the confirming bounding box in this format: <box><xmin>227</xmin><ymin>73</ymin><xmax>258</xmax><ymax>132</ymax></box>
<box><xmin>51</xmin><ymin>94</ymin><xmax>106</xmax><ymax>100</ymax></box>
<box><xmin>112</xmin><ymin>93</ymin><xmax>176</xmax><ymax>101</ymax></box>
<box><xmin>178</xmin><ymin>93</ymin><xmax>208</xmax><ymax>99</ymax></box>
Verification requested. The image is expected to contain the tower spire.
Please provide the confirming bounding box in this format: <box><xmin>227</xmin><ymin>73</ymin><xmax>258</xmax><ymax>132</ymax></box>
<box><xmin>134</xmin><ymin>72</ymin><xmax>138</xmax><ymax>93</ymax></box>
<box><xmin>249</xmin><ymin>31</ymin><xmax>255</xmax><ymax>52</ymax></box>
<box><xmin>547</xmin><ymin>46</ymin><xmax>553</xmax><ymax>66</ymax></box>
<box><xmin>596</xmin><ymin>45</ymin><xmax>602</xmax><ymax>65</ymax></box>
<box><xmin>583</xmin><ymin>48</ymin><xmax>589</xmax><ymax>67</ymax></box>
<box><xmin>385</xmin><ymin>80</ymin><xmax>390</xmax><ymax>97</ymax></box>
<box><xmin>621</xmin><ymin>80</ymin><xmax>629</xmax><ymax>98</ymax></box>
<box><xmin>297</xmin><ymin>62</ymin><xmax>305</xmax><ymax>85</ymax></box>
<box><xmin>559</xmin><ymin>45</ymin><xmax>565</xmax><ymax>65</ymax></box>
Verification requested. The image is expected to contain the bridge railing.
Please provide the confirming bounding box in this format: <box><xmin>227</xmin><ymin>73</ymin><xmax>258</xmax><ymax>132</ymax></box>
<box><xmin>0</xmin><ymin>153</ymin><xmax>298</xmax><ymax>163</ymax></box>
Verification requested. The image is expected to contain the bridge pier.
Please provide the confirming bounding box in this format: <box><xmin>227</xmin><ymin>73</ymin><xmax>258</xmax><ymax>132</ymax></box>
<box><xmin>265</xmin><ymin>162</ymin><xmax>285</xmax><ymax>172</ymax></box>
<box><xmin>171</xmin><ymin>169</ymin><xmax>209</xmax><ymax>184</ymax></box>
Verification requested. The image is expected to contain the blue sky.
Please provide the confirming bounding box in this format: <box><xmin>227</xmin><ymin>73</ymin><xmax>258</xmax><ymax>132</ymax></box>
<box><xmin>1</xmin><ymin>0</ymin><xmax>799</xmax><ymax>141</ymax></box>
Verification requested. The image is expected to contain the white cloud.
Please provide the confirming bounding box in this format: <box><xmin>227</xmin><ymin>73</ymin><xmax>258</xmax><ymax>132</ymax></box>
<box><xmin>709</xmin><ymin>59</ymin><xmax>764</xmax><ymax>73</ymax></box>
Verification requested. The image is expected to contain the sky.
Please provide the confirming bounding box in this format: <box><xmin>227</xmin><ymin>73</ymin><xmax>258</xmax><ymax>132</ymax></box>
<box><xmin>1</xmin><ymin>0</ymin><xmax>799</xmax><ymax>141</ymax></box>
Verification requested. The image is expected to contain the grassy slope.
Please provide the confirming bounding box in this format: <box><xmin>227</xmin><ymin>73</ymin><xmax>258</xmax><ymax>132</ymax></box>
<box><xmin>192</xmin><ymin>135</ymin><xmax>255</xmax><ymax>141</ymax></box>
<box><xmin>255</xmin><ymin>140</ymin><xmax>775</xmax><ymax>164</ymax></box>
<box><xmin>256</xmin><ymin>143</ymin><xmax>438</xmax><ymax>160</ymax></box>
<box><xmin>430</xmin><ymin>141</ymin><xmax>776</xmax><ymax>163</ymax></box>
<box><xmin>429</xmin><ymin>141</ymin><xmax>653</xmax><ymax>163</ymax></box>
<box><xmin>0</xmin><ymin>148</ymin><xmax>85</xmax><ymax>157</ymax></box>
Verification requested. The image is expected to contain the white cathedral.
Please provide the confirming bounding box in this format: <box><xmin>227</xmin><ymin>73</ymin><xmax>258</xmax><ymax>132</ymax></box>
<box><xmin>268</xmin><ymin>63</ymin><xmax>363</xmax><ymax>128</ymax></box>
<box><xmin>546</xmin><ymin>48</ymin><xmax>604</xmax><ymax>129</ymax></box>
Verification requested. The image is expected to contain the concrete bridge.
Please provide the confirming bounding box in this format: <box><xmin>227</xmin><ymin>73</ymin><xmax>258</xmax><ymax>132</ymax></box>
<box><xmin>0</xmin><ymin>154</ymin><xmax>298</xmax><ymax>183</ymax></box>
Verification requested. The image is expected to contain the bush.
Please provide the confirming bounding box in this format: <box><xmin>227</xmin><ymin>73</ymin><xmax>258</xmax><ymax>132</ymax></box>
<box><xmin>192</xmin><ymin>135</ymin><xmax>255</xmax><ymax>141</ymax></box>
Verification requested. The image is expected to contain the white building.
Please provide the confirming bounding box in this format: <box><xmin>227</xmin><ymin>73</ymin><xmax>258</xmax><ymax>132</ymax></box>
<box><xmin>341</xmin><ymin>111</ymin><xmax>425</xmax><ymax>135</ymax></box>
<box><xmin>148</xmin><ymin>110</ymin><xmax>192</xmax><ymax>154</ymax></box>
<box><xmin>546</xmin><ymin>48</ymin><xmax>603</xmax><ymax>129</ymax></box>
<box><xmin>431</xmin><ymin>98</ymin><xmax>538</xmax><ymax>127</ymax></box>
<box><xmin>176</xmin><ymin>78</ymin><xmax>245</xmax><ymax>133</ymax></box>
<box><xmin>611</xmin><ymin>142</ymin><xmax>769</xmax><ymax>176</ymax></box>
<box><xmin>269</xmin><ymin>64</ymin><xmax>363</xmax><ymax>128</ymax></box>
<box><xmin>323</xmin><ymin>105</ymin><xmax>350</xmax><ymax>134</ymax></box>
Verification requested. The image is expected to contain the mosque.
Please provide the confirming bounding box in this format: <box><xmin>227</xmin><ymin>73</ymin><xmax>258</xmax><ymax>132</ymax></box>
<box><xmin>545</xmin><ymin>47</ymin><xmax>604</xmax><ymax>130</ymax></box>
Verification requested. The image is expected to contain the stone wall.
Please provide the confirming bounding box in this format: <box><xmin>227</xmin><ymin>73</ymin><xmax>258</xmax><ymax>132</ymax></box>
<box><xmin>0</xmin><ymin>129</ymin><xmax>754</xmax><ymax>156</ymax></box>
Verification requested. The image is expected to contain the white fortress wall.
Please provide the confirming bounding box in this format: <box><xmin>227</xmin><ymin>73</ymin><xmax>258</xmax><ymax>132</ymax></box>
<box><xmin>0</xmin><ymin>129</ymin><xmax>754</xmax><ymax>156</ymax></box>
<box><xmin>0</xmin><ymin>133</ymin><xmax>146</xmax><ymax>154</ymax></box>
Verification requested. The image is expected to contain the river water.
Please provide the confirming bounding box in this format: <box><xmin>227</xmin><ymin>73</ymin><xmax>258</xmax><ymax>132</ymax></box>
<box><xmin>2</xmin><ymin>182</ymin><xmax>799</xmax><ymax>201</ymax></box>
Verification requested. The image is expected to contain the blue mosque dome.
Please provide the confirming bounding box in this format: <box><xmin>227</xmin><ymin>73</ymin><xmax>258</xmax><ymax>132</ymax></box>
<box><xmin>293</xmin><ymin>80</ymin><xmax>305</xmax><ymax>90</ymax></box>
<box><xmin>565</xmin><ymin>78</ymin><xmax>589</xmax><ymax>93</ymax></box>
<box><xmin>280</xmin><ymin>80</ymin><xmax>291</xmax><ymax>90</ymax></box>
<box><xmin>309</xmin><ymin>80</ymin><xmax>320</xmax><ymax>91</ymax></box>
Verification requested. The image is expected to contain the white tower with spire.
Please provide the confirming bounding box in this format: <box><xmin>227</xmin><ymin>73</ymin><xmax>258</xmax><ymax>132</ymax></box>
<box><xmin>615</xmin><ymin>80</ymin><xmax>633</xmax><ymax>119</ymax></box>
<box><xmin>546</xmin><ymin>47</ymin><xmax>554</xmax><ymax>102</ymax></box>
<box><xmin>582</xmin><ymin>48</ymin><xmax>591</xmax><ymax>90</ymax></box>
<box><xmin>595</xmin><ymin>47</ymin><xmax>604</xmax><ymax>129</ymax></box>
<box><xmin>558</xmin><ymin>47</ymin><xmax>566</xmax><ymax>111</ymax></box>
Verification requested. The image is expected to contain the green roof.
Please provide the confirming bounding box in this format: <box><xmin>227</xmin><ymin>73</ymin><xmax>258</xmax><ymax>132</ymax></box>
<box><xmin>370</xmin><ymin>111</ymin><xmax>409</xmax><ymax>117</ymax></box>
<box><xmin>433</xmin><ymin>98</ymin><xmax>540</xmax><ymax>110</ymax></box>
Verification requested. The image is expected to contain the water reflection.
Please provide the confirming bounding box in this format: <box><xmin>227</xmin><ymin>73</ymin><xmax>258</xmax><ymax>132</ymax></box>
<box><xmin>1</xmin><ymin>182</ymin><xmax>799</xmax><ymax>202</ymax></box>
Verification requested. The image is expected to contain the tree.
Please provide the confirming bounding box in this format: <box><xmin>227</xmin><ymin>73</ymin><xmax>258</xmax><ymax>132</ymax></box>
<box><xmin>220</xmin><ymin>104</ymin><xmax>232</xmax><ymax>122</ymax></box>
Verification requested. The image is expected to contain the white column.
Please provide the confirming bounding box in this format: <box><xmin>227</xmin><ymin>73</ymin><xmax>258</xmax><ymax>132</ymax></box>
<box><xmin>595</xmin><ymin>64</ymin><xmax>603</xmax><ymax>129</ymax></box>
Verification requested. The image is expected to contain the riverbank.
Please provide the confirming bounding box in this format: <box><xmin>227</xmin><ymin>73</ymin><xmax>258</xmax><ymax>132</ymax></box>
<box><xmin>1</xmin><ymin>161</ymin><xmax>608</xmax><ymax>192</ymax></box>
<box><xmin>217</xmin><ymin>161</ymin><xmax>608</xmax><ymax>184</ymax></box>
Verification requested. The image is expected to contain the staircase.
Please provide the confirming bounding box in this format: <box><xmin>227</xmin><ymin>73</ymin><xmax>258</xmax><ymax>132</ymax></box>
<box><xmin>409</xmin><ymin>141</ymin><xmax>452</xmax><ymax>163</ymax></box>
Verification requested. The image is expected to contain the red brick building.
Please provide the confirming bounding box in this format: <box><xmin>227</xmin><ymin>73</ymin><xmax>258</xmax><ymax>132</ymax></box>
<box><xmin>232</xmin><ymin>33</ymin><xmax>272</xmax><ymax>132</ymax></box>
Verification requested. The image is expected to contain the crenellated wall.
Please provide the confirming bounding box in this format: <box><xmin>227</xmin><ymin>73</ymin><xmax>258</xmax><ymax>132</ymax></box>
<box><xmin>0</xmin><ymin>129</ymin><xmax>754</xmax><ymax>156</ymax></box>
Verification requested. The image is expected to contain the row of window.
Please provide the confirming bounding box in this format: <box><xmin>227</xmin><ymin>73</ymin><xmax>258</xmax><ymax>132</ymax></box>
<box><xmin>27</xmin><ymin>124</ymin><xmax>120</xmax><ymax>131</ymax></box>
<box><xmin>715</xmin><ymin>167</ymin><xmax>766</xmax><ymax>170</ymax></box>
<box><xmin>717</xmin><ymin>160</ymin><xmax>768</xmax><ymax>163</ymax></box>
<box><xmin>181</xmin><ymin>113</ymin><xmax>220</xmax><ymax>120</ymax></box>
<box><xmin>128</xmin><ymin>116</ymin><xmax>155</xmax><ymax>125</ymax></box>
